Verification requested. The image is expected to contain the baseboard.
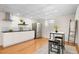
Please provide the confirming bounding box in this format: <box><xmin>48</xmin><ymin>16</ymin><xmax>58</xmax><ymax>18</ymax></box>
<box><xmin>0</xmin><ymin>45</ymin><xmax>3</xmax><ymax>50</ymax></box>
<box><xmin>65</xmin><ymin>41</ymin><xmax>77</xmax><ymax>46</ymax></box>
<box><xmin>41</xmin><ymin>37</ymin><xmax>49</xmax><ymax>39</ymax></box>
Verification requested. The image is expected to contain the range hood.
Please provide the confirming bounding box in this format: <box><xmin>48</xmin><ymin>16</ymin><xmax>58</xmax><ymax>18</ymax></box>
<box><xmin>3</xmin><ymin>12</ymin><xmax>12</xmax><ymax>21</ymax></box>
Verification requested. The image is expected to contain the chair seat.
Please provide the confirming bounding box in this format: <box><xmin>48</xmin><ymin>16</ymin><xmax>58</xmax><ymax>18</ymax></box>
<box><xmin>55</xmin><ymin>36</ymin><xmax>63</xmax><ymax>39</ymax></box>
<box><xmin>49</xmin><ymin>40</ymin><xmax>60</xmax><ymax>46</ymax></box>
<box><xmin>49</xmin><ymin>32</ymin><xmax>65</xmax><ymax>54</ymax></box>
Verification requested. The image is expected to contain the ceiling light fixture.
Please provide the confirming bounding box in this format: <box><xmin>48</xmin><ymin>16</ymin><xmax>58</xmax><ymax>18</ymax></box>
<box><xmin>54</xmin><ymin>10</ymin><xmax>58</xmax><ymax>12</ymax></box>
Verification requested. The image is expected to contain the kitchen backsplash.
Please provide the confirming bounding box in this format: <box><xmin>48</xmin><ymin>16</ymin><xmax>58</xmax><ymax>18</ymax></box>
<box><xmin>0</xmin><ymin>12</ymin><xmax>33</xmax><ymax>32</ymax></box>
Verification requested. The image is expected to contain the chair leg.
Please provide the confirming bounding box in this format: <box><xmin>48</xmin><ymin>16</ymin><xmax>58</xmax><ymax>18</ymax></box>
<box><xmin>48</xmin><ymin>50</ymin><xmax>50</xmax><ymax>54</ymax></box>
<box><xmin>48</xmin><ymin>45</ymin><xmax>50</xmax><ymax>54</ymax></box>
<box><xmin>48</xmin><ymin>42</ymin><xmax>51</xmax><ymax>54</ymax></box>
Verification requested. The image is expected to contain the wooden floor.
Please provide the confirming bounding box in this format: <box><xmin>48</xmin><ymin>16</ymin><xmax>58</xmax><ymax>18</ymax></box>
<box><xmin>65</xmin><ymin>41</ymin><xmax>79</xmax><ymax>53</ymax></box>
<box><xmin>0</xmin><ymin>38</ymin><xmax>79</xmax><ymax>54</ymax></box>
<box><xmin>0</xmin><ymin>38</ymin><xmax>48</xmax><ymax>54</ymax></box>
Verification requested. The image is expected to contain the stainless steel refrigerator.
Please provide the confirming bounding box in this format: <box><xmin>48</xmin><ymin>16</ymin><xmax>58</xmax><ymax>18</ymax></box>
<box><xmin>32</xmin><ymin>23</ymin><xmax>42</xmax><ymax>39</ymax></box>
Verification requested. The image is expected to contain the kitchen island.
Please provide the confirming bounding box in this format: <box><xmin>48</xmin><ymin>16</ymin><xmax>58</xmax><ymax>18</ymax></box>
<box><xmin>1</xmin><ymin>30</ymin><xmax>35</xmax><ymax>47</ymax></box>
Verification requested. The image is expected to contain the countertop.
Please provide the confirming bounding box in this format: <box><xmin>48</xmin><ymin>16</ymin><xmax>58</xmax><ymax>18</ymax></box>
<box><xmin>2</xmin><ymin>30</ymin><xmax>34</xmax><ymax>33</ymax></box>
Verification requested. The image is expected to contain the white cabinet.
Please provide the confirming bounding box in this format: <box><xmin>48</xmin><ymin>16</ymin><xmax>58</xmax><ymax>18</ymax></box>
<box><xmin>2</xmin><ymin>31</ymin><xmax>35</xmax><ymax>47</ymax></box>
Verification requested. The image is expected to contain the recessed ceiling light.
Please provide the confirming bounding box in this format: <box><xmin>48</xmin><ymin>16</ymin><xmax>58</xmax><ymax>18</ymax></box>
<box><xmin>16</xmin><ymin>13</ymin><xmax>20</xmax><ymax>16</ymax></box>
<box><xmin>48</xmin><ymin>20</ymin><xmax>55</xmax><ymax>23</ymax></box>
<box><xmin>54</xmin><ymin>10</ymin><xmax>58</xmax><ymax>12</ymax></box>
<box><xmin>43</xmin><ymin>6</ymin><xmax>55</xmax><ymax>11</ymax></box>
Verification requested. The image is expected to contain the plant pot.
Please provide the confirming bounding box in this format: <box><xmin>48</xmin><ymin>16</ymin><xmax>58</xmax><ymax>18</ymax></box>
<box><xmin>55</xmin><ymin>30</ymin><xmax>58</xmax><ymax>32</ymax></box>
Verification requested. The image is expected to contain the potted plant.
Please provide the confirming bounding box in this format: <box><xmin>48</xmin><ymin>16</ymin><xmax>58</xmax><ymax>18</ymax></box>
<box><xmin>54</xmin><ymin>24</ymin><xmax>59</xmax><ymax>32</ymax></box>
<box><xmin>8</xmin><ymin>29</ymin><xmax>13</xmax><ymax>32</ymax></box>
<box><xmin>19</xmin><ymin>19</ymin><xmax>26</xmax><ymax>25</ymax></box>
<box><xmin>18</xmin><ymin>19</ymin><xmax>26</xmax><ymax>31</ymax></box>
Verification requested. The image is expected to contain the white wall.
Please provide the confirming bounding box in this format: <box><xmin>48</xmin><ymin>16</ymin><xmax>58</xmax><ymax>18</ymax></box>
<box><xmin>42</xmin><ymin>15</ymin><xmax>75</xmax><ymax>41</ymax></box>
<box><xmin>0</xmin><ymin>12</ymin><xmax>33</xmax><ymax>32</ymax></box>
<box><xmin>75</xmin><ymin>6</ymin><xmax>79</xmax><ymax>45</ymax></box>
<box><xmin>0</xmin><ymin>12</ymin><xmax>6</xmax><ymax>46</ymax></box>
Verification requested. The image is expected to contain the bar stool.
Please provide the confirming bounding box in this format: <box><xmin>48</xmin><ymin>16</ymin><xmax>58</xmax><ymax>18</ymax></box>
<box><xmin>49</xmin><ymin>40</ymin><xmax>60</xmax><ymax>54</ymax></box>
<box><xmin>55</xmin><ymin>36</ymin><xmax>65</xmax><ymax>53</ymax></box>
<box><xmin>48</xmin><ymin>32</ymin><xmax>65</xmax><ymax>54</ymax></box>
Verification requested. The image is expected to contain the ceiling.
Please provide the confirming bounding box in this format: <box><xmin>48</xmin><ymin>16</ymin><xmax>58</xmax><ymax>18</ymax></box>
<box><xmin>0</xmin><ymin>4</ymin><xmax>79</xmax><ymax>19</ymax></box>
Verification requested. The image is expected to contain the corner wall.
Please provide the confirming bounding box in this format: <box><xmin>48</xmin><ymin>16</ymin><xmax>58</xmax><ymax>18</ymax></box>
<box><xmin>75</xmin><ymin>6</ymin><xmax>79</xmax><ymax>45</ymax></box>
<box><xmin>42</xmin><ymin>15</ymin><xmax>75</xmax><ymax>42</ymax></box>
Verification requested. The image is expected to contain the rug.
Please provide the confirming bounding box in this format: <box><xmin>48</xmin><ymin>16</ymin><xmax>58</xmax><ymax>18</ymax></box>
<box><xmin>34</xmin><ymin>44</ymin><xmax>77</xmax><ymax>54</ymax></box>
